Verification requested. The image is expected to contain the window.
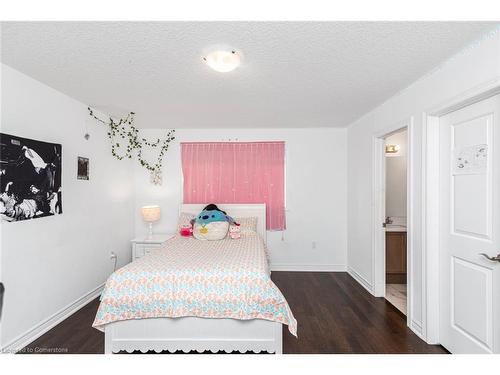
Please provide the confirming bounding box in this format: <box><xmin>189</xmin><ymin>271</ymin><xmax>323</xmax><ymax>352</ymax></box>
<box><xmin>181</xmin><ymin>141</ymin><xmax>285</xmax><ymax>230</ymax></box>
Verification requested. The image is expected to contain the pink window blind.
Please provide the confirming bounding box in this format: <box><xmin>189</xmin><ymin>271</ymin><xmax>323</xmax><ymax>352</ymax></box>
<box><xmin>181</xmin><ymin>141</ymin><xmax>286</xmax><ymax>231</ymax></box>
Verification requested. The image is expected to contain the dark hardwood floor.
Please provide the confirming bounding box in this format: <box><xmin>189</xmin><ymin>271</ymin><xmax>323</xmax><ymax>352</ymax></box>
<box><xmin>273</xmin><ymin>272</ymin><xmax>446</xmax><ymax>354</ymax></box>
<box><xmin>20</xmin><ymin>272</ymin><xmax>447</xmax><ymax>354</ymax></box>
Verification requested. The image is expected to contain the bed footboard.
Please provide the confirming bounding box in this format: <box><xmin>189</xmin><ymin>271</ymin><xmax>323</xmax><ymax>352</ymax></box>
<box><xmin>104</xmin><ymin>317</ymin><xmax>283</xmax><ymax>354</ymax></box>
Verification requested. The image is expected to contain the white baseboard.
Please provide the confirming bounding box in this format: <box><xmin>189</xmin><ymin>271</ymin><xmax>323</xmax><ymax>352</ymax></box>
<box><xmin>410</xmin><ymin>319</ymin><xmax>425</xmax><ymax>341</ymax></box>
<box><xmin>1</xmin><ymin>283</ymin><xmax>104</xmax><ymax>354</ymax></box>
<box><xmin>270</xmin><ymin>264</ymin><xmax>347</xmax><ymax>272</ymax></box>
<box><xmin>347</xmin><ymin>266</ymin><xmax>374</xmax><ymax>294</ymax></box>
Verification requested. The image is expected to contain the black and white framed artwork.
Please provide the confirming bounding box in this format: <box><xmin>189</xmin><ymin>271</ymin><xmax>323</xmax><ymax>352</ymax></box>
<box><xmin>77</xmin><ymin>156</ymin><xmax>89</xmax><ymax>180</ymax></box>
<box><xmin>0</xmin><ymin>133</ymin><xmax>62</xmax><ymax>222</ymax></box>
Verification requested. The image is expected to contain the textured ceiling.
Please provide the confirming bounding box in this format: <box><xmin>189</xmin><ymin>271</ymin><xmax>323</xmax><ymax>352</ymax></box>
<box><xmin>1</xmin><ymin>22</ymin><xmax>498</xmax><ymax>128</ymax></box>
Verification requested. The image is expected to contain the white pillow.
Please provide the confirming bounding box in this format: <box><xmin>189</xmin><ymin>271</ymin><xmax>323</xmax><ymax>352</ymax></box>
<box><xmin>234</xmin><ymin>217</ymin><xmax>258</xmax><ymax>233</ymax></box>
<box><xmin>193</xmin><ymin>221</ymin><xmax>229</xmax><ymax>241</ymax></box>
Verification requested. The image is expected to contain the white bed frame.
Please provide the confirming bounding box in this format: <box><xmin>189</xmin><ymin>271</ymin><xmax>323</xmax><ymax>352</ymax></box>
<box><xmin>104</xmin><ymin>203</ymin><xmax>283</xmax><ymax>354</ymax></box>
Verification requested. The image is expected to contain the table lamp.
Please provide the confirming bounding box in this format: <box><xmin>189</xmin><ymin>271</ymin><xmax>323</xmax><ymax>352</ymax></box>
<box><xmin>141</xmin><ymin>205</ymin><xmax>160</xmax><ymax>239</ymax></box>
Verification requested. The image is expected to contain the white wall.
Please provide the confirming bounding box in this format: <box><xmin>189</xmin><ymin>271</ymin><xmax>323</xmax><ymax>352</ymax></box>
<box><xmin>385</xmin><ymin>129</ymin><xmax>407</xmax><ymax>218</ymax></box>
<box><xmin>347</xmin><ymin>30</ymin><xmax>500</xmax><ymax>337</ymax></box>
<box><xmin>0</xmin><ymin>65</ymin><xmax>135</xmax><ymax>349</ymax></box>
<box><xmin>133</xmin><ymin>128</ymin><xmax>348</xmax><ymax>271</ymax></box>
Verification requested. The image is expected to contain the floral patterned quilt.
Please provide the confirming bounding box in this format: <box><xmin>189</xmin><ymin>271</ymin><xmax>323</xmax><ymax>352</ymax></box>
<box><xmin>93</xmin><ymin>233</ymin><xmax>297</xmax><ymax>336</ymax></box>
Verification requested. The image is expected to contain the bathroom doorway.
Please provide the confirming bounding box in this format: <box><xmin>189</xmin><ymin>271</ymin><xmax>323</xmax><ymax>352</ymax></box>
<box><xmin>384</xmin><ymin>128</ymin><xmax>408</xmax><ymax>315</ymax></box>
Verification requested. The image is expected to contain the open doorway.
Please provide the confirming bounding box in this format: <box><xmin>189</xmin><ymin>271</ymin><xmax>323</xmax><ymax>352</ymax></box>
<box><xmin>384</xmin><ymin>128</ymin><xmax>408</xmax><ymax>315</ymax></box>
<box><xmin>373</xmin><ymin>120</ymin><xmax>412</xmax><ymax>328</ymax></box>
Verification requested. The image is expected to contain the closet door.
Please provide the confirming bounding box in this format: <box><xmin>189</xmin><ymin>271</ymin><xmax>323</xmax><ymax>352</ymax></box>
<box><xmin>439</xmin><ymin>95</ymin><xmax>500</xmax><ymax>353</ymax></box>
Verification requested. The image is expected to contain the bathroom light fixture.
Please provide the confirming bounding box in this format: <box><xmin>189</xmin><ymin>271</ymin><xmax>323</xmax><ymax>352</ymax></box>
<box><xmin>385</xmin><ymin>144</ymin><xmax>400</xmax><ymax>154</ymax></box>
<box><xmin>203</xmin><ymin>50</ymin><xmax>241</xmax><ymax>72</ymax></box>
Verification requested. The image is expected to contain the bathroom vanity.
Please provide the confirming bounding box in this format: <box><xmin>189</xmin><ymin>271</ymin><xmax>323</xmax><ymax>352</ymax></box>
<box><xmin>385</xmin><ymin>218</ymin><xmax>407</xmax><ymax>284</ymax></box>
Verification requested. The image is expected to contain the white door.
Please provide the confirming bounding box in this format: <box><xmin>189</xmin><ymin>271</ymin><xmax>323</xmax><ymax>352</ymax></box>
<box><xmin>439</xmin><ymin>95</ymin><xmax>500</xmax><ymax>354</ymax></box>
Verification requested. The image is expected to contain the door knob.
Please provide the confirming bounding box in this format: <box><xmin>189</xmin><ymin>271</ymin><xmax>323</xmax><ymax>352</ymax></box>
<box><xmin>479</xmin><ymin>253</ymin><xmax>500</xmax><ymax>262</ymax></box>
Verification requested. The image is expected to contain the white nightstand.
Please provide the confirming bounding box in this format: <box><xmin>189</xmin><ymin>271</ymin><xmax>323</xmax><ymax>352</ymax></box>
<box><xmin>131</xmin><ymin>234</ymin><xmax>175</xmax><ymax>261</ymax></box>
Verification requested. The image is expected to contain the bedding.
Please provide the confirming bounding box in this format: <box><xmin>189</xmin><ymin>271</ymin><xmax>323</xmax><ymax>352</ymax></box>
<box><xmin>92</xmin><ymin>233</ymin><xmax>297</xmax><ymax>336</ymax></box>
<box><xmin>234</xmin><ymin>217</ymin><xmax>258</xmax><ymax>233</ymax></box>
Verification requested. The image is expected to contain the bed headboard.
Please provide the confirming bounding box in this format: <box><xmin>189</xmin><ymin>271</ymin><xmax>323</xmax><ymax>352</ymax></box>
<box><xmin>180</xmin><ymin>203</ymin><xmax>267</xmax><ymax>243</ymax></box>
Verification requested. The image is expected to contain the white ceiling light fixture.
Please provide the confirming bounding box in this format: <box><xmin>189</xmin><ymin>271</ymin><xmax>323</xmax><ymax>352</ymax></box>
<box><xmin>203</xmin><ymin>49</ymin><xmax>241</xmax><ymax>73</ymax></box>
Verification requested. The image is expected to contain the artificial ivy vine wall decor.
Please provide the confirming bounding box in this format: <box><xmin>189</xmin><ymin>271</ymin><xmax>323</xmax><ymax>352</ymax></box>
<box><xmin>87</xmin><ymin>107</ymin><xmax>175</xmax><ymax>185</ymax></box>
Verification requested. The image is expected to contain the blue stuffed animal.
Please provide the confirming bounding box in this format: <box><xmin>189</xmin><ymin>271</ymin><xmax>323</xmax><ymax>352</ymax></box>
<box><xmin>194</xmin><ymin>204</ymin><xmax>236</xmax><ymax>225</ymax></box>
<box><xmin>192</xmin><ymin>204</ymin><xmax>237</xmax><ymax>240</ymax></box>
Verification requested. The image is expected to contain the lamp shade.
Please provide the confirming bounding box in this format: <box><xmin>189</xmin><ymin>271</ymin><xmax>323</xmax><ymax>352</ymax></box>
<box><xmin>141</xmin><ymin>205</ymin><xmax>160</xmax><ymax>222</ymax></box>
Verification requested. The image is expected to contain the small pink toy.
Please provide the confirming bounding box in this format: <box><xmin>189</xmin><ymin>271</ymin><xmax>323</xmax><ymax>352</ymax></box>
<box><xmin>229</xmin><ymin>223</ymin><xmax>241</xmax><ymax>239</ymax></box>
<box><xmin>180</xmin><ymin>224</ymin><xmax>193</xmax><ymax>237</ymax></box>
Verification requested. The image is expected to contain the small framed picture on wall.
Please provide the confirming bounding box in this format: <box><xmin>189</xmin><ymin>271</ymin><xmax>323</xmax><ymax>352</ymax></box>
<box><xmin>77</xmin><ymin>156</ymin><xmax>89</xmax><ymax>180</ymax></box>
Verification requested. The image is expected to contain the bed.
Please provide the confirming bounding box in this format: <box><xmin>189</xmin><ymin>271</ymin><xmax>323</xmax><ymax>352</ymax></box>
<box><xmin>93</xmin><ymin>203</ymin><xmax>296</xmax><ymax>354</ymax></box>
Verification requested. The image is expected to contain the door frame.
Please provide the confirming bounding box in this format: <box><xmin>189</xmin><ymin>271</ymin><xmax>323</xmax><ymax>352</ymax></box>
<box><xmin>372</xmin><ymin>117</ymin><xmax>414</xmax><ymax>328</ymax></box>
<box><xmin>422</xmin><ymin>78</ymin><xmax>500</xmax><ymax>344</ymax></box>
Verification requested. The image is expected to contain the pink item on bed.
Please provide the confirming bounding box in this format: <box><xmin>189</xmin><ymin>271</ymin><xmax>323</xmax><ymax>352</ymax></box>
<box><xmin>181</xmin><ymin>141</ymin><xmax>286</xmax><ymax>231</ymax></box>
<box><xmin>180</xmin><ymin>224</ymin><xmax>193</xmax><ymax>237</ymax></box>
<box><xmin>229</xmin><ymin>223</ymin><xmax>241</xmax><ymax>239</ymax></box>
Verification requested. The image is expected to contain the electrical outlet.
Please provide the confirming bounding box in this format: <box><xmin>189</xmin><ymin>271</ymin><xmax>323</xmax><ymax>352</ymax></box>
<box><xmin>109</xmin><ymin>251</ymin><xmax>118</xmax><ymax>273</ymax></box>
<box><xmin>312</xmin><ymin>241</ymin><xmax>317</xmax><ymax>249</ymax></box>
